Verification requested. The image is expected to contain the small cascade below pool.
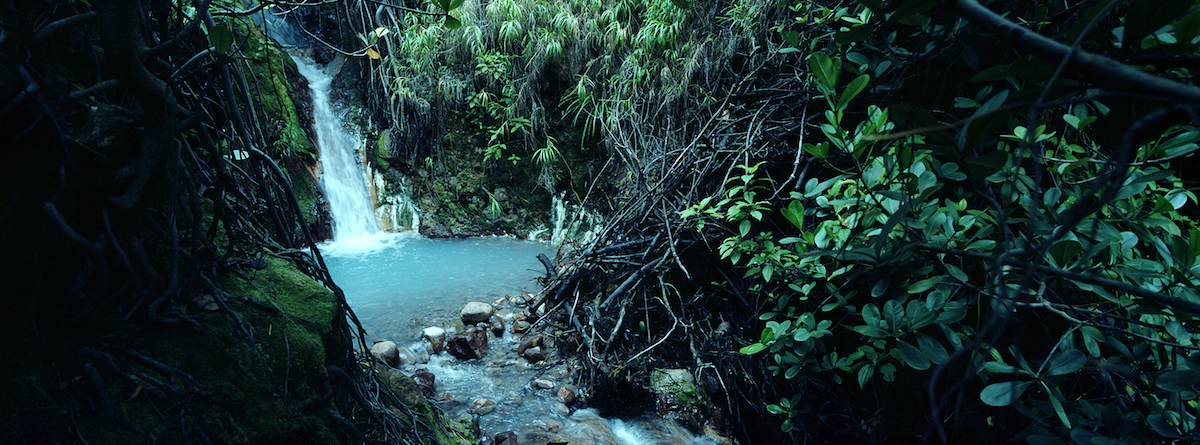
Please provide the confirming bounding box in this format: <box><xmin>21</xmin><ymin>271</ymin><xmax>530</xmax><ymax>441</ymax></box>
<box><xmin>293</xmin><ymin>56</ymin><xmax>380</xmax><ymax>241</ymax></box>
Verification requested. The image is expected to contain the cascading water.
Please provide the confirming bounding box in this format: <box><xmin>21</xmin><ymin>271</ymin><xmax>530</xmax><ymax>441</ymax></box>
<box><xmin>292</xmin><ymin>57</ymin><xmax>380</xmax><ymax>241</ymax></box>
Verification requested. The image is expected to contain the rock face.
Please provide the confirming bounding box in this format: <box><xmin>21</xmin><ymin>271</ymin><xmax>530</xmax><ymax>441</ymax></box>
<box><xmin>370</xmin><ymin>341</ymin><xmax>400</xmax><ymax>367</ymax></box>
<box><xmin>650</xmin><ymin>368</ymin><xmax>716</xmax><ymax>433</ymax></box>
<box><xmin>461</xmin><ymin>301</ymin><xmax>495</xmax><ymax>323</ymax></box>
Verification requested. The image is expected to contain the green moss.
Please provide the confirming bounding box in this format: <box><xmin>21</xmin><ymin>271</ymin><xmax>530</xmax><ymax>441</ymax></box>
<box><xmin>230</xmin><ymin>20</ymin><xmax>314</xmax><ymax>159</ymax></box>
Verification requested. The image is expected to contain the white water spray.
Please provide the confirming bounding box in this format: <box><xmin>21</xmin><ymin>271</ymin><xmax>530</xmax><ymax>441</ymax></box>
<box><xmin>292</xmin><ymin>57</ymin><xmax>380</xmax><ymax>241</ymax></box>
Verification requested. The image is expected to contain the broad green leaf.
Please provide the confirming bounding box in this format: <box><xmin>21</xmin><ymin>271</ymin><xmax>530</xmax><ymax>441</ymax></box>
<box><xmin>853</xmin><ymin>324</ymin><xmax>889</xmax><ymax>338</ymax></box>
<box><xmin>857</xmin><ymin>364</ymin><xmax>874</xmax><ymax>388</ymax></box>
<box><xmin>895</xmin><ymin>340</ymin><xmax>930</xmax><ymax>370</ymax></box>
<box><xmin>1156</xmin><ymin>370</ymin><xmax>1199</xmax><ymax>392</ymax></box>
<box><xmin>945</xmin><ymin>263</ymin><xmax>968</xmax><ymax>282</ymax></box>
<box><xmin>740</xmin><ymin>343</ymin><xmax>765</xmax><ymax>354</ymax></box>
<box><xmin>1043</xmin><ymin>349</ymin><xmax>1086</xmax><ymax>376</ymax></box>
<box><xmin>782</xmin><ymin>201</ymin><xmax>805</xmax><ymax>230</ymax></box>
<box><xmin>1043</xmin><ymin>383</ymin><xmax>1071</xmax><ymax>428</ymax></box>
<box><xmin>908</xmin><ymin>275</ymin><xmax>942</xmax><ymax>294</ymax></box>
<box><xmin>808</xmin><ymin>53</ymin><xmax>841</xmax><ymax>91</ymax></box>
<box><xmin>802</xmin><ymin>142</ymin><xmax>829</xmax><ymax>159</ymax></box>
<box><xmin>209</xmin><ymin>24</ymin><xmax>233</xmax><ymax>54</ymax></box>
<box><xmin>1147</xmin><ymin>414</ymin><xmax>1184</xmax><ymax>439</ymax></box>
<box><xmin>443</xmin><ymin>15</ymin><xmax>462</xmax><ymax>29</ymax></box>
<box><xmin>980</xmin><ymin>380</ymin><xmax>1033</xmax><ymax>406</ymax></box>
<box><xmin>836</xmin><ymin>74</ymin><xmax>871</xmax><ymax>111</ymax></box>
<box><xmin>915</xmin><ymin>332</ymin><xmax>948</xmax><ymax>364</ymax></box>
<box><xmin>1048</xmin><ymin>239</ymin><xmax>1083</xmax><ymax>267</ymax></box>
<box><xmin>982</xmin><ymin>361</ymin><xmax>1020</xmax><ymax>374</ymax></box>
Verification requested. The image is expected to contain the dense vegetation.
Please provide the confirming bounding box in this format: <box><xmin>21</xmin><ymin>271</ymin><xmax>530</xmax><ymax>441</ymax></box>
<box><xmin>4</xmin><ymin>0</ymin><xmax>1200</xmax><ymax>444</ymax></box>
<box><xmin>0</xmin><ymin>0</ymin><xmax>467</xmax><ymax>443</ymax></box>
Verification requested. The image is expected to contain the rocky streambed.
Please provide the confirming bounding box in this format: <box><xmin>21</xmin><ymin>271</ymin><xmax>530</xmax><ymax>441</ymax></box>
<box><xmin>367</xmin><ymin>296</ymin><xmax>729</xmax><ymax>445</ymax></box>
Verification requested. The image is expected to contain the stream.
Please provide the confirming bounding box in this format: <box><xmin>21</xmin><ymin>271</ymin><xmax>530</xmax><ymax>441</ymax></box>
<box><xmin>292</xmin><ymin>45</ymin><xmax>718</xmax><ymax>444</ymax></box>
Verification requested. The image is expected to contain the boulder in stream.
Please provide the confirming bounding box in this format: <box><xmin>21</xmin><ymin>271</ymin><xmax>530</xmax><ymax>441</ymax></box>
<box><xmin>370</xmin><ymin>340</ymin><xmax>400</xmax><ymax>367</ymax></box>
<box><xmin>422</xmin><ymin>326</ymin><xmax>446</xmax><ymax>353</ymax></box>
<box><xmin>412</xmin><ymin>371</ymin><xmax>436</xmax><ymax>396</ymax></box>
<box><xmin>522</xmin><ymin>346</ymin><xmax>547</xmax><ymax>363</ymax></box>
<box><xmin>494</xmin><ymin>431</ymin><xmax>518</xmax><ymax>445</ymax></box>
<box><xmin>470</xmin><ymin>397</ymin><xmax>496</xmax><ymax>415</ymax></box>
<box><xmin>447</xmin><ymin>336</ymin><xmax>477</xmax><ymax>360</ymax></box>
<box><xmin>489</xmin><ymin>314</ymin><xmax>505</xmax><ymax>336</ymax></box>
<box><xmin>461</xmin><ymin>301</ymin><xmax>495</xmax><ymax>323</ymax></box>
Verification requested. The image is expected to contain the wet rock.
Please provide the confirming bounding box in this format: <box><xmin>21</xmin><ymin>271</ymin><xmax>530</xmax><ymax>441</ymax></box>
<box><xmin>517</xmin><ymin>335</ymin><xmax>543</xmax><ymax>355</ymax></box>
<box><xmin>461</xmin><ymin>301</ymin><xmax>495</xmax><ymax>323</ymax></box>
<box><xmin>522</xmin><ymin>346</ymin><xmax>547</xmax><ymax>363</ymax></box>
<box><xmin>470</xmin><ymin>398</ymin><xmax>496</xmax><ymax>415</ymax></box>
<box><xmin>553</xmin><ymin>402</ymin><xmax>570</xmax><ymax>416</ymax></box>
<box><xmin>489</xmin><ymin>315</ymin><xmax>505</xmax><ymax>337</ymax></box>
<box><xmin>422</xmin><ymin>326</ymin><xmax>445</xmax><ymax>353</ymax></box>
<box><xmin>407</xmin><ymin>341</ymin><xmax>431</xmax><ymax>364</ymax></box>
<box><xmin>370</xmin><ymin>341</ymin><xmax>400</xmax><ymax>367</ymax></box>
<box><xmin>412</xmin><ymin>371</ymin><xmax>435</xmax><ymax>396</ymax></box>
<box><xmin>512</xmin><ymin>320</ymin><xmax>531</xmax><ymax>334</ymax></box>
<box><xmin>494</xmin><ymin>431</ymin><xmax>518</xmax><ymax>445</ymax></box>
<box><xmin>447</xmin><ymin>336</ymin><xmax>477</xmax><ymax>360</ymax></box>
<box><xmin>530</xmin><ymin>378</ymin><xmax>555</xmax><ymax>390</ymax></box>
<box><xmin>467</xmin><ymin>326</ymin><xmax>489</xmax><ymax>357</ymax></box>
<box><xmin>556</xmin><ymin>386</ymin><xmax>576</xmax><ymax>406</ymax></box>
<box><xmin>650</xmin><ymin>368</ymin><xmax>715</xmax><ymax>431</ymax></box>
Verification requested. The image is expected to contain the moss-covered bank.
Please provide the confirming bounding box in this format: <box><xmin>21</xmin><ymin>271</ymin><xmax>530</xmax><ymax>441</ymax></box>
<box><xmin>0</xmin><ymin>254</ymin><xmax>471</xmax><ymax>444</ymax></box>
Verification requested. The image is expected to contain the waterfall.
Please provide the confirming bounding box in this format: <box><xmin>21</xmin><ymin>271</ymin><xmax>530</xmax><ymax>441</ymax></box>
<box><xmin>292</xmin><ymin>57</ymin><xmax>380</xmax><ymax>241</ymax></box>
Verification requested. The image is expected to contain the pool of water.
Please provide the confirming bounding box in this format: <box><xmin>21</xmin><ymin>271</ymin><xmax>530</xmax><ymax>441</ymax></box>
<box><xmin>321</xmin><ymin>233</ymin><xmax>553</xmax><ymax>343</ymax></box>
<box><xmin>320</xmin><ymin>233</ymin><xmax>720</xmax><ymax>445</ymax></box>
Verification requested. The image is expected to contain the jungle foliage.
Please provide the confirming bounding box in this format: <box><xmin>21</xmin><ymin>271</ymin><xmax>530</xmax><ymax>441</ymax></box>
<box><xmin>679</xmin><ymin>0</ymin><xmax>1200</xmax><ymax>443</ymax></box>
<box><xmin>0</xmin><ymin>0</ymin><xmax>466</xmax><ymax>443</ymax></box>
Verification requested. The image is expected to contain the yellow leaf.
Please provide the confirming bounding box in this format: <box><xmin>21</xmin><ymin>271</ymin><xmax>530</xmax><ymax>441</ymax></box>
<box><xmin>366</xmin><ymin>47</ymin><xmax>380</xmax><ymax>59</ymax></box>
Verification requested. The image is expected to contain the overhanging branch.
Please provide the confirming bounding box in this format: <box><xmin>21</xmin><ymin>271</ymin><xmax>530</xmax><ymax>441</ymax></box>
<box><xmin>949</xmin><ymin>0</ymin><xmax>1200</xmax><ymax>104</ymax></box>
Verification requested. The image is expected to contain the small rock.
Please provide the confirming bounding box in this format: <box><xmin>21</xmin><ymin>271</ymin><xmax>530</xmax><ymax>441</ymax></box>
<box><xmin>422</xmin><ymin>327</ymin><xmax>446</xmax><ymax>353</ymax></box>
<box><xmin>494</xmin><ymin>431</ymin><xmax>518</xmax><ymax>445</ymax></box>
<box><xmin>370</xmin><ymin>341</ymin><xmax>400</xmax><ymax>367</ymax></box>
<box><xmin>467</xmin><ymin>326</ymin><xmax>489</xmax><ymax>357</ymax></box>
<box><xmin>512</xmin><ymin>320</ymin><xmax>531</xmax><ymax>333</ymax></box>
<box><xmin>552</xmin><ymin>402</ymin><xmax>570</xmax><ymax>416</ymax></box>
<box><xmin>447</xmin><ymin>336</ymin><xmax>477</xmax><ymax>360</ymax></box>
<box><xmin>517</xmin><ymin>336</ymin><xmax>543</xmax><ymax>355</ymax></box>
<box><xmin>531</xmin><ymin>378</ymin><xmax>555</xmax><ymax>390</ymax></box>
<box><xmin>470</xmin><ymin>398</ymin><xmax>496</xmax><ymax>415</ymax></box>
<box><xmin>412</xmin><ymin>372</ymin><xmax>436</xmax><ymax>396</ymax></box>
<box><xmin>556</xmin><ymin>386</ymin><xmax>576</xmax><ymax>406</ymax></box>
<box><xmin>461</xmin><ymin>301</ymin><xmax>495</xmax><ymax>324</ymax></box>
<box><xmin>407</xmin><ymin>341</ymin><xmax>431</xmax><ymax>364</ymax></box>
<box><xmin>522</xmin><ymin>346</ymin><xmax>547</xmax><ymax>363</ymax></box>
<box><xmin>489</xmin><ymin>315</ymin><xmax>505</xmax><ymax>337</ymax></box>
